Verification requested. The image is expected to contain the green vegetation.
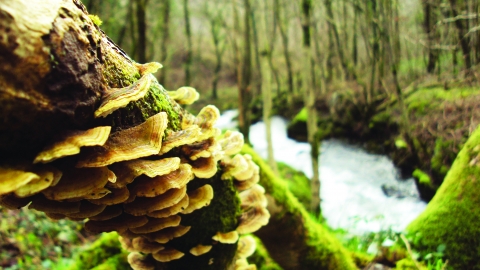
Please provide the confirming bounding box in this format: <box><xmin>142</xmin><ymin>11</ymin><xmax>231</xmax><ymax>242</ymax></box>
<box><xmin>406</xmin><ymin>126</ymin><xmax>480</xmax><ymax>269</ymax></box>
<box><xmin>0</xmin><ymin>207</ymin><xmax>91</xmax><ymax>270</ymax></box>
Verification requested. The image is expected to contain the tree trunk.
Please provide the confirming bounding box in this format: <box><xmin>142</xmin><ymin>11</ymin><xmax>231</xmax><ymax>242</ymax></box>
<box><xmin>449</xmin><ymin>0</ymin><xmax>472</xmax><ymax>73</ymax></box>
<box><xmin>238</xmin><ymin>0</ymin><xmax>252</xmax><ymax>144</ymax></box>
<box><xmin>301</xmin><ymin>0</ymin><xmax>321</xmax><ymax>217</ymax></box>
<box><xmin>261</xmin><ymin>52</ymin><xmax>278</xmax><ymax>176</ymax></box>
<box><xmin>422</xmin><ymin>0</ymin><xmax>440</xmax><ymax>74</ymax></box>
<box><xmin>158</xmin><ymin>0</ymin><xmax>171</xmax><ymax>86</ymax></box>
<box><xmin>275</xmin><ymin>0</ymin><xmax>294</xmax><ymax>94</ymax></box>
<box><xmin>135</xmin><ymin>0</ymin><xmax>148</xmax><ymax>63</ymax></box>
<box><xmin>242</xmin><ymin>146</ymin><xmax>357</xmax><ymax>270</ymax></box>
<box><xmin>407</xmin><ymin>125</ymin><xmax>480</xmax><ymax>269</ymax></box>
<box><xmin>183</xmin><ymin>0</ymin><xmax>193</xmax><ymax>85</ymax></box>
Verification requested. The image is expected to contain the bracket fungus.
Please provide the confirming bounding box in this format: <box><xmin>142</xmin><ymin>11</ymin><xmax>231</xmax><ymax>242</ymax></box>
<box><xmin>0</xmin><ymin>57</ymin><xmax>269</xmax><ymax>269</ymax></box>
<box><xmin>167</xmin><ymin>86</ymin><xmax>200</xmax><ymax>105</ymax></box>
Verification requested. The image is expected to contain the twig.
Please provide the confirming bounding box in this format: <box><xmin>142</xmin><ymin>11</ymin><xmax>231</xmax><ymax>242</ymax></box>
<box><xmin>400</xmin><ymin>233</ymin><xmax>423</xmax><ymax>270</ymax></box>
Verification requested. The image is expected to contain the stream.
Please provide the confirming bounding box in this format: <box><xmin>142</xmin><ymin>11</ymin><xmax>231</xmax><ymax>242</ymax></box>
<box><xmin>216</xmin><ymin>110</ymin><xmax>427</xmax><ymax>234</ymax></box>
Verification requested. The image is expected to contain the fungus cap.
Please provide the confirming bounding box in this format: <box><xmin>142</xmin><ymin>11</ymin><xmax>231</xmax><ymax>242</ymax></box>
<box><xmin>127</xmin><ymin>252</ymin><xmax>155</xmax><ymax>270</ymax></box>
<box><xmin>236</xmin><ymin>205</ymin><xmax>270</xmax><ymax>234</ymax></box>
<box><xmin>132</xmin><ymin>237</ymin><xmax>165</xmax><ymax>253</ymax></box>
<box><xmin>124</xmin><ymin>186</ymin><xmax>187</xmax><ymax>216</ymax></box>
<box><xmin>84</xmin><ymin>214</ymin><xmax>148</xmax><ymax>234</ymax></box>
<box><xmin>167</xmin><ymin>86</ymin><xmax>200</xmax><ymax>105</ymax></box>
<box><xmin>94</xmin><ymin>74</ymin><xmax>154</xmax><ymax>118</ymax></box>
<box><xmin>88</xmin><ymin>187</ymin><xmax>130</xmax><ymax>205</ymax></box>
<box><xmin>0</xmin><ymin>167</ymin><xmax>39</xmax><ymax>196</ymax></box>
<box><xmin>29</xmin><ymin>196</ymin><xmax>80</xmax><ymax>215</ymax></box>
<box><xmin>130</xmin><ymin>215</ymin><xmax>181</xmax><ymax>234</ymax></box>
<box><xmin>152</xmin><ymin>248</ymin><xmax>185</xmax><ymax>262</ymax></box>
<box><xmin>108</xmin><ymin>157</ymin><xmax>181</xmax><ymax>188</ymax></box>
<box><xmin>220</xmin><ymin>131</ymin><xmax>244</xmax><ymax>156</ymax></box>
<box><xmin>239</xmin><ymin>184</ymin><xmax>267</xmax><ymax>209</ymax></box>
<box><xmin>147</xmin><ymin>194</ymin><xmax>189</xmax><ymax>218</ymax></box>
<box><xmin>42</xmin><ymin>167</ymin><xmax>113</xmax><ymax>200</ymax></box>
<box><xmin>89</xmin><ymin>205</ymin><xmax>123</xmax><ymax>221</ymax></box>
<box><xmin>191</xmin><ymin>157</ymin><xmax>218</xmax><ymax>179</ymax></box>
<box><xmin>65</xmin><ymin>201</ymin><xmax>106</xmax><ymax>219</ymax></box>
<box><xmin>131</xmin><ymin>164</ymin><xmax>194</xmax><ymax>197</ymax></box>
<box><xmin>14</xmin><ymin>165</ymin><xmax>62</xmax><ymax>198</ymax></box>
<box><xmin>236</xmin><ymin>235</ymin><xmax>256</xmax><ymax>258</ymax></box>
<box><xmin>158</xmin><ymin>125</ymin><xmax>202</xmax><ymax>155</ymax></box>
<box><xmin>145</xmin><ymin>225</ymin><xmax>191</xmax><ymax>244</ymax></box>
<box><xmin>194</xmin><ymin>105</ymin><xmax>220</xmax><ymax>129</ymax></box>
<box><xmin>135</xmin><ymin>62</ymin><xmax>163</xmax><ymax>75</ymax></box>
<box><xmin>190</xmin><ymin>244</ymin><xmax>212</xmax><ymax>256</ymax></box>
<box><xmin>212</xmin><ymin>231</ymin><xmax>239</xmax><ymax>244</ymax></box>
<box><xmin>77</xmin><ymin>112</ymin><xmax>168</xmax><ymax>167</ymax></box>
<box><xmin>0</xmin><ymin>194</ymin><xmax>31</xmax><ymax>210</ymax></box>
<box><xmin>33</xmin><ymin>127</ymin><xmax>111</xmax><ymax>163</ymax></box>
<box><xmin>181</xmin><ymin>184</ymin><xmax>214</xmax><ymax>214</ymax></box>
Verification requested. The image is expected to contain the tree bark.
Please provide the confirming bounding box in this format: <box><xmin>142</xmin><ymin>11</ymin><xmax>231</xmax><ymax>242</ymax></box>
<box><xmin>158</xmin><ymin>0</ymin><xmax>171</xmax><ymax>86</ymax></box>
<box><xmin>407</xmin><ymin>125</ymin><xmax>480</xmax><ymax>269</ymax></box>
<box><xmin>183</xmin><ymin>0</ymin><xmax>193</xmax><ymax>85</ymax></box>
<box><xmin>449</xmin><ymin>0</ymin><xmax>473</xmax><ymax>73</ymax></box>
<box><xmin>422</xmin><ymin>0</ymin><xmax>440</xmax><ymax>74</ymax></box>
<box><xmin>135</xmin><ymin>0</ymin><xmax>148</xmax><ymax>63</ymax></box>
<box><xmin>238</xmin><ymin>0</ymin><xmax>252</xmax><ymax>144</ymax></box>
<box><xmin>300</xmin><ymin>0</ymin><xmax>321</xmax><ymax>217</ymax></box>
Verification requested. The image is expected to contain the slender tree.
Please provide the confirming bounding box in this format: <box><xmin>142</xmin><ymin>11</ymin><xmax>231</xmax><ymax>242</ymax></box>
<box><xmin>158</xmin><ymin>0</ymin><xmax>171</xmax><ymax>86</ymax></box>
<box><xmin>237</xmin><ymin>0</ymin><xmax>253</xmax><ymax>143</ymax></box>
<box><xmin>274</xmin><ymin>0</ymin><xmax>294</xmax><ymax>94</ymax></box>
<box><xmin>183</xmin><ymin>0</ymin><xmax>193</xmax><ymax>85</ymax></box>
<box><xmin>135</xmin><ymin>0</ymin><xmax>148</xmax><ymax>63</ymax></box>
<box><xmin>448</xmin><ymin>0</ymin><xmax>473</xmax><ymax>73</ymax></box>
<box><xmin>301</xmin><ymin>0</ymin><xmax>321</xmax><ymax>217</ymax></box>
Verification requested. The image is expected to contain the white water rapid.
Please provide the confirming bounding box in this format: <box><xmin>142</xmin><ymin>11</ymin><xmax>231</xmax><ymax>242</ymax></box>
<box><xmin>216</xmin><ymin>110</ymin><xmax>427</xmax><ymax>233</ymax></box>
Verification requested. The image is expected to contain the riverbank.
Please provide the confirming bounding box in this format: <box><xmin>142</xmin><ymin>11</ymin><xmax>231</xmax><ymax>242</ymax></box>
<box><xmin>287</xmin><ymin>84</ymin><xmax>480</xmax><ymax>201</ymax></box>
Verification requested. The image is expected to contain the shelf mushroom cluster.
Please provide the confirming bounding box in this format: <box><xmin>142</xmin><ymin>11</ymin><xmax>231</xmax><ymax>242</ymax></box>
<box><xmin>0</xmin><ymin>70</ymin><xmax>269</xmax><ymax>269</ymax></box>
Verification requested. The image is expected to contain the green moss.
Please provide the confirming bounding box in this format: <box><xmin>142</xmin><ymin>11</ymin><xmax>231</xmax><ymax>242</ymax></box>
<box><xmin>412</xmin><ymin>169</ymin><xmax>432</xmax><ymax>187</ymax></box>
<box><xmin>110</xmin><ymin>81</ymin><xmax>181</xmax><ymax>133</ymax></box>
<box><xmin>395</xmin><ymin>258</ymin><xmax>426</xmax><ymax>270</ymax></box>
<box><xmin>405</xmin><ymin>87</ymin><xmax>478</xmax><ymax>116</ymax></box>
<box><xmin>88</xmin><ymin>14</ymin><xmax>103</xmax><ymax>26</ymax></box>
<box><xmin>293</xmin><ymin>107</ymin><xmax>308</xmax><ymax>122</ymax></box>
<box><xmin>67</xmin><ymin>232</ymin><xmax>129</xmax><ymax>270</ymax></box>
<box><xmin>276</xmin><ymin>162</ymin><xmax>311</xmax><ymax>208</ymax></box>
<box><xmin>430</xmin><ymin>138</ymin><xmax>453</xmax><ymax>176</ymax></box>
<box><xmin>163</xmin><ymin>171</ymin><xmax>242</xmax><ymax>270</ymax></box>
<box><xmin>242</xmin><ymin>145</ymin><xmax>357</xmax><ymax>270</ymax></box>
<box><xmin>248</xmin><ymin>235</ymin><xmax>283</xmax><ymax>270</ymax></box>
<box><xmin>406</xmin><ymin>126</ymin><xmax>480</xmax><ymax>269</ymax></box>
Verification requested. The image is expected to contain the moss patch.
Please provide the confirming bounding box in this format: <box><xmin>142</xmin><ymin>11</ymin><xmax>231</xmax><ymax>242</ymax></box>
<box><xmin>67</xmin><ymin>232</ymin><xmax>129</xmax><ymax>270</ymax></box>
<box><xmin>164</xmin><ymin>170</ymin><xmax>242</xmax><ymax>270</ymax></box>
<box><xmin>406</xmin><ymin>126</ymin><xmax>480</xmax><ymax>269</ymax></box>
<box><xmin>276</xmin><ymin>162</ymin><xmax>311</xmax><ymax>209</ymax></box>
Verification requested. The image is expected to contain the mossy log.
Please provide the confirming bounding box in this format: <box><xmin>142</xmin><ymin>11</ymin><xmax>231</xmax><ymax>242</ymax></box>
<box><xmin>0</xmin><ymin>1</ymin><xmax>263</xmax><ymax>269</ymax></box>
<box><xmin>242</xmin><ymin>145</ymin><xmax>358</xmax><ymax>270</ymax></box>
<box><xmin>406</xmin><ymin>125</ymin><xmax>480</xmax><ymax>269</ymax></box>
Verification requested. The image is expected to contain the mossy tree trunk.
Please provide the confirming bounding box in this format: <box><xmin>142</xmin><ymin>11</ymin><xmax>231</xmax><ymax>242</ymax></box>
<box><xmin>407</xmin><ymin>125</ymin><xmax>480</xmax><ymax>269</ymax></box>
<box><xmin>242</xmin><ymin>145</ymin><xmax>357</xmax><ymax>270</ymax></box>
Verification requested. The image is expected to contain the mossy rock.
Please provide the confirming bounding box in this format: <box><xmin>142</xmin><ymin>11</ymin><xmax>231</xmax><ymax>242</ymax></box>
<box><xmin>287</xmin><ymin>108</ymin><xmax>308</xmax><ymax>142</ymax></box>
<box><xmin>406</xmin><ymin>125</ymin><xmax>480</xmax><ymax>269</ymax></box>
